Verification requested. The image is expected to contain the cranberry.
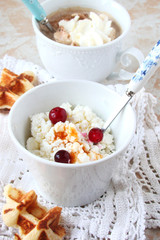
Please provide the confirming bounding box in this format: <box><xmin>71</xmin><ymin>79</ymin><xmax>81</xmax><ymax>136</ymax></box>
<box><xmin>49</xmin><ymin>107</ymin><xmax>67</xmax><ymax>124</ymax></box>
<box><xmin>54</xmin><ymin>150</ymin><xmax>71</xmax><ymax>164</ymax></box>
<box><xmin>88</xmin><ymin>127</ymin><xmax>103</xmax><ymax>144</ymax></box>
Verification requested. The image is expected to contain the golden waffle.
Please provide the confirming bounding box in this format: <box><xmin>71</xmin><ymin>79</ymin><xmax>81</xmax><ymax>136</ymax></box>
<box><xmin>2</xmin><ymin>185</ymin><xmax>66</xmax><ymax>240</ymax></box>
<box><xmin>0</xmin><ymin>68</ymin><xmax>35</xmax><ymax>110</ymax></box>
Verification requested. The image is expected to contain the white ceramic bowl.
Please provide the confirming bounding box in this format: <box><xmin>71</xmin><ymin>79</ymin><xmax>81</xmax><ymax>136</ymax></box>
<box><xmin>8</xmin><ymin>80</ymin><xmax>136</xmax><ymax>207</ymax></box>
<box><xmin>32</xmin><ymin>0</ymin><xmax>131</xmax><ymax>82</ymax></box>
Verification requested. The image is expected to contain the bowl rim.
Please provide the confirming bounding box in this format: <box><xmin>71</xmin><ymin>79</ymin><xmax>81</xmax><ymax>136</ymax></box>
<box><xmin>8</xmin><ymin>80</ymin><xmax>136</xmax><ymax>169</ymax></box>
<box><xmin>32</xmin><ymin>0</ymin><xmax>131</xmax><ymax>50</ymax></box>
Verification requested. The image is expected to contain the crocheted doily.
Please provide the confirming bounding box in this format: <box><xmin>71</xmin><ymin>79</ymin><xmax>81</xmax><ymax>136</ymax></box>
<box><xmin>0</xmin><ymin>55</ymin><xmax>160</xmax><ymax>240</ymax></box>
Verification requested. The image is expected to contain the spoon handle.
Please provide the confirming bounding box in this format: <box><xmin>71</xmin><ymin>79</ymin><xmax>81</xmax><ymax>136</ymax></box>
<box><xmin>103</xmin><ymin>40</ymin><xmax>160</xmax><ymax>131</ymax></box>
<box><xmin>21</xmin><ymin>0</ymin><xmax>46</xmax><ymax>21</ymax></box>
<box><xmin>126</xmin><ymin>40</ymin><xmax>160</xmax><ymax>96</ymax></box>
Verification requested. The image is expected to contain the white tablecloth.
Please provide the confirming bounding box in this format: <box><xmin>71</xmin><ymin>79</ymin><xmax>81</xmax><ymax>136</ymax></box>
<box><xmin>0</xmin><ymin>55</ymin><xmax>160</xmax><ymax>240</ymax></box>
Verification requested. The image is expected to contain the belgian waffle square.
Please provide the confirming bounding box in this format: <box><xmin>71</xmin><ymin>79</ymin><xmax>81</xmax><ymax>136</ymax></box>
<box><xmin>2</xmin><ymin>185</ymin><xmax>66</xmax><ymax>240</ymax></box>
<box><xmin>0</xmin><ymin>68</ymin><xmax>35</xmax><ymax>110</ymax></box>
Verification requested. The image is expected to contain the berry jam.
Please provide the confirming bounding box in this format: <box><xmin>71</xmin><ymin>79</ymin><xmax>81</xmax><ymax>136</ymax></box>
<box><xmin>54</xmin><ymin>150</ymin><xmax>71</xmax><ymax>163</ymax></box>
<box><xmin>88</xmin><ymin>127</ymin><xmax>103</xmax><ymax>144</ymax></box>
<box><xmin>49</xmin><ymin>107</ymin><xmax>67</xmax><ymax>124</ymax></box>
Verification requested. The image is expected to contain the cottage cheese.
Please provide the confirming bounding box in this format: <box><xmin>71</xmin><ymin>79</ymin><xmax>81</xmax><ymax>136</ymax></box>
<box><xmin>26</xmin><ymin>103</ymin><xmax>115</xmax><ymax>163</ymax></box>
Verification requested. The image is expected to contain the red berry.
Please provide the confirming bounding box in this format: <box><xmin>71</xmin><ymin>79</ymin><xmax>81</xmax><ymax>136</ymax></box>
<box><xmin>54</xmin><ymin>150</ymin><xmax>71</xmax><ymax>164</ymax></box>
<box><xmin>49</xmin><ymin>107</ymin><xmax>67</xmax><ymax>124</ymax></box>
<box><xmin>88</xmin><ymin>127</ymin><xmax>103</xmax><ymax>144</ymax></box>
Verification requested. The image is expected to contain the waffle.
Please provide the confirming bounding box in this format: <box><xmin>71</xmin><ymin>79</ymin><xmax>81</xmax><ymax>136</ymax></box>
<box><xmin>2</xmin><ymin>185</ymin><xmax>66</xmax><ymax>240</ymax></box>
<box><xmin>0</xmin><ymin>68</ymin><xmax>35</xmax><ymax>110</ymax></box>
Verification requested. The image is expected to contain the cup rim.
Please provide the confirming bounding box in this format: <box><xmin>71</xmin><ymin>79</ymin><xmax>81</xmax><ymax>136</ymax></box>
<box><xmin>32</xmin><ymin>0</ymin><xmax>131</xmax><ymax>50</ymax></box>
<box><xmin>8</xmin><ymin>80</ymin><xmax>136</xmax><ymax>169</ymax></box>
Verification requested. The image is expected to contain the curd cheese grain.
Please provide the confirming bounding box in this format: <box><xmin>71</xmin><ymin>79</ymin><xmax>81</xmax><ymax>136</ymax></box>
<box><xmin>26</xmin><ymin>103</ymin><xmax>115</xmax><ymax>163</ymax></box>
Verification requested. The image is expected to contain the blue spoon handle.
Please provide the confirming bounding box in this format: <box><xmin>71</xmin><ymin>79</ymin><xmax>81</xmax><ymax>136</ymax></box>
<box><xmin>127</xmin><ymin>40</ymin><xmax>160</xmax><ymax>95</ymax></box>
<box><xmin>21</xmin><ymin>0</ymin><xmax>46</xmax><ymax>21</ymax></box>
<box><xmin>103</xmin><ymin>40</ymin><xmax>160</xmax><ymax>131</ymax></box>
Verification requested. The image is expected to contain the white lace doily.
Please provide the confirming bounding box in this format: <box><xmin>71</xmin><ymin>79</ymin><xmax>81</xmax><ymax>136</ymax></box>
<box><xmin>0</xmin><ymin>55</ymin><xmax>160</xmax><ymax>240</ymax></box>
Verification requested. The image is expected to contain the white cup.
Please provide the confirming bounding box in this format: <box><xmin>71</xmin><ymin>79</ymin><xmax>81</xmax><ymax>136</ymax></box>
<box><xmin>32</xmin><ymin>0</ymin><xmax>142</xmax><ymax>82</ymax></box>
<box><xmin>9</xmin><ymin>80</ymin><xmax>136</xmax><ymax>207</ymax></box>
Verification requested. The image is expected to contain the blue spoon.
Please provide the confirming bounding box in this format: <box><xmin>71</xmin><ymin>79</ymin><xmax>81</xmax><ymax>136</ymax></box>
<box><xmin>21</xmin><ymin>0</ymin><xmax>54</xmax><ymax>32</ymax></box>
<box><xmin>103</xmin><ymin>40</ymin><xmax>160</xmax><ymax>131</ymax></box>
<box><xmin>88</xmin><ymin>40</ymin><xmax>160</xmax><ymax>143</ymax></box>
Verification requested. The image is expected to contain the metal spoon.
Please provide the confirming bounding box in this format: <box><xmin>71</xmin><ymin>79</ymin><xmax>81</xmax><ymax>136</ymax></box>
<box><xmin>89</xmin><ymin>40</ymin><xmax>160</xmax><ymax>143</ymax></box>
<box><xmin>21</xmin><ymin>0</ymin><xmax>54</xmax><ymax>33</ymax></box>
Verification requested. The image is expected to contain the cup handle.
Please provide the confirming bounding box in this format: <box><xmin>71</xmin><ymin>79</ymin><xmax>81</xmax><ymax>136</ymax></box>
<box><xmin>107</xmin><ymin>47</ymin><xmax>144</xmax><ymax>81</ymax></box>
